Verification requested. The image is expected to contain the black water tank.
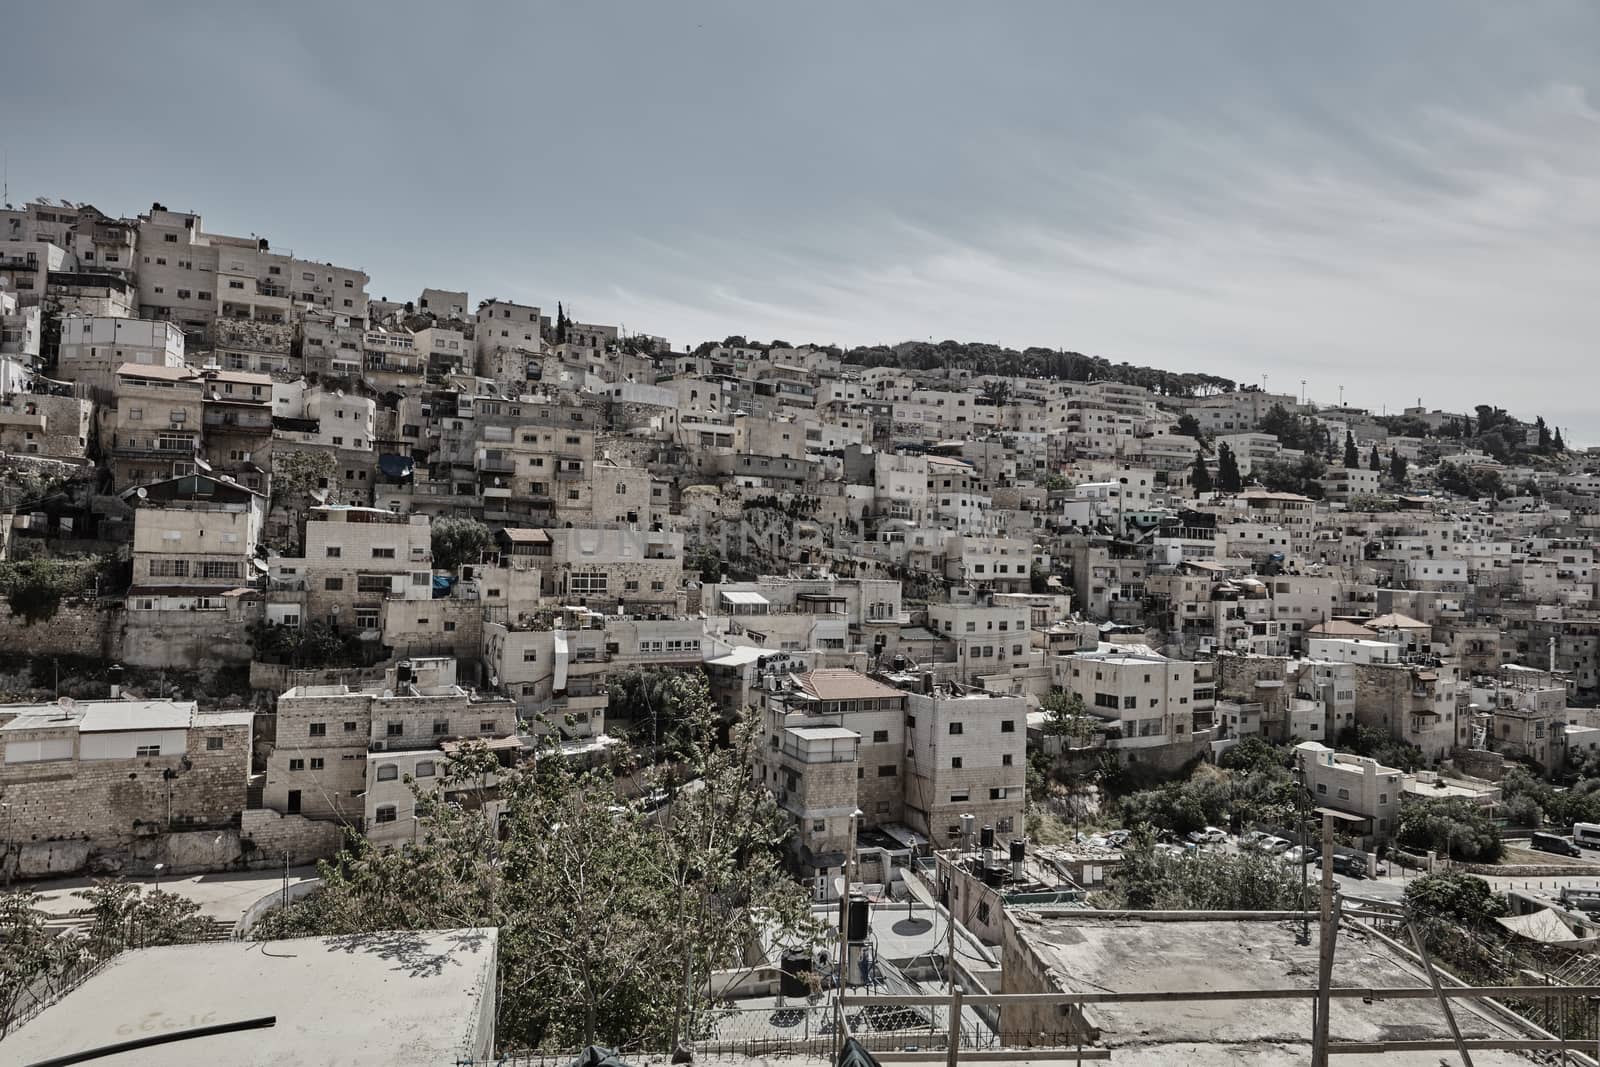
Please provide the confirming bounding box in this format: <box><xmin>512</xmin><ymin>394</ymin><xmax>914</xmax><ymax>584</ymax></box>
<box><xmin>980</xmin><ymin>824</ymin><xmax>995</xmax><ymax>849</ymax></box>
<box><xmin>1010</xmin><ymin>839</ymin><xmax>1026</xmax><ymax>863</ymax></box>
<box><xmin>847</xmin><ymin>896</ymin><xmax>870</xmax><ymax>942</ymax></box>
<box><xmin>779</xmin><ymin>951</ymin><xmax>814</xmax><ymax>998</ymax></box>
<box><xmin>981</xmin><ymin>865</ymin><xmax>1005</xmax><ymax>888</ymax></box>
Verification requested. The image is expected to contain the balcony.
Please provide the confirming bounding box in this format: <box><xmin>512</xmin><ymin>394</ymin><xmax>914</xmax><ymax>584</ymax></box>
<box><xmin>478</xmin><ymin>456</ymin><xmax>516</xmax><ymax>474</ymax></box>
<box><xmin>555</xmin><ymin>465</ymin><xmax>584</xmax><ymax>480</ymax></box>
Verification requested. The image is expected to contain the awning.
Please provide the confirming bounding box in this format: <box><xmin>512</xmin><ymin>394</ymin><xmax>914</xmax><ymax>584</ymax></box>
<box><xmin>1498</xmin><ymin>908</ymin><xmax>1584</xmax><ymax>944</ymax></box>
<box><xmin>720</xmin><ymin>591</ymin><xmax>770</xmax><ymax>606</ymax></box>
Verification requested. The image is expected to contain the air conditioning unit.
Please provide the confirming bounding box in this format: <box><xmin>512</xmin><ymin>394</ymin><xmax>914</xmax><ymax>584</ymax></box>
<box><xmin>370</xmin><ymin>740</ymin><xmax>386</xmax><ymax>752</ymax></box>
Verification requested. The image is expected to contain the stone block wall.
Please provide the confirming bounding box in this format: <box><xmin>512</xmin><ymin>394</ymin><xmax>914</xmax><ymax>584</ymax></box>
<box><xmin>240</xmin><ymin>808</ymin><xmax>346</xmax><ymax>866</ymax></box>
<box><xmin>0</xmin><ymin>598</ymin><xmax>117</xmax><ymax>659</ymax></box>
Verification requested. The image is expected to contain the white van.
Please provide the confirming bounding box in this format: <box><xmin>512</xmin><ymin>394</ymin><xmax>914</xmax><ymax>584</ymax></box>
<box><xmin>1573</xmin><ymin>822</ymin><xmax>1600</xmax><ymax>850</ymax></box>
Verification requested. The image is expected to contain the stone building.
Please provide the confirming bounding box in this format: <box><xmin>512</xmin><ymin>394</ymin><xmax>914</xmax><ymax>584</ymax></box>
<box><xmin>0</xmin><ymin>698</ymin><xmax>252</xmax><ymax>877</ymax></box>
<box><xmin>264</xmin><ymin>658</ymin><xmax>516</xmax><ymax>829</ymax></box>
<box><xmin>0</xmin><ymin>391</ymin><xmax>92</xmax><ymax>459</ymax></box>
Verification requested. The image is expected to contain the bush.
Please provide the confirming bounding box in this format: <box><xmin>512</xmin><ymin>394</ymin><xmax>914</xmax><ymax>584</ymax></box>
<box><xmin>1112</xmin><ymin>842</ymin><xmax>1309</xmax><ymax>910</ymax></box>
<box><xmin>1404</xmin><ymin>872</ymin><xmax>1506</xmax><ymax>927</ymax></box>
<box><xmin>1396</xmin><ymin>798</ymin><xmax>1503</xmax><ymax>862</ymax></box>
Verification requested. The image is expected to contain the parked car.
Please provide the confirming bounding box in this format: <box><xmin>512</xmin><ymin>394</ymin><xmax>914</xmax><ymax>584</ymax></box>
<box><xmin>1331</xmin><ymin>853</ymin><xmax>1368</xmax><ymax>879</ymax></box>
<box><xmin>1531</xmin><ymin>831</ymin><xmax>1584</xmax><ymax>858</ymax></box>
<box><xmin>1263</xmin><ymin>837</ymin><xmax>1293</xmax><ymax>854</ymax></box>
<box><xmin>1106</xmin><ymin>829</ymin><xmax>1132</xmax><ymax>848</ymax></box>
<box><xmin>1190</xmin><ymin>826</ymin><xmax>1228</xmax><ymax>845</ymax></box>
<box><xmin>1282</xmin><ymin>846</ymin><xmax>1320</xmax><ymax>865</ymax></box>
<box><xmin>1244</xmin><ymin>830</ymin><xmax>1273</xmax><ymax>850</ymax></box>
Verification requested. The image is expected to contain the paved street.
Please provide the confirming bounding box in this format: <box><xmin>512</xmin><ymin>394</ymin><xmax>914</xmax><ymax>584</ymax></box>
<box><xmin>16</xmin><ymin>865</ymin><xmax>321</xmax><ymax>923</ymax></box>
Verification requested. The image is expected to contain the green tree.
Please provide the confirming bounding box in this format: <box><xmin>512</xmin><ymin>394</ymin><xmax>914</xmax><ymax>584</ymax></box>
<box><xmin>1112</xmin><ymin>841</ymin><xmax>1308</xmax><ymax>910</ymax></box>
<box><xmin>1369</xmin><ymin>445</ymin><xmax>1382</xmax><ymax>472</ymax></box>
<box><xmin>1216</xmin><ymin>443</ymin><xmax>1243</xmax><ymax>493</ymax></box>
<box><xmin>980</xmin><ymin>379</ymin><xmax>1012</xmax><ymax>407</ymax></box>
<box><xmin>1190</xmin><ymin>450</ymin><xmax>1212</xmax><ymax>494</ymax></box>
<box><xmin>270</xmin><ymin>448</ymin><xmax>339</xmax><ymax>511</ymax></box>
<box><xmin>1040</xmin><ymin>690</ymin><xmax>1096</xmax><ymax>743</ymax></box>
<box><xmin>1536</xmin><ymin>416</ymin><xmax>1552</xmax><ymax>454</ymax></box>
<box><xmin>1176</xmin><ymin>413</ymin><xmax>1205</xmax><ymax>443</ymax></box>
<box><xmin>1554</xmin><ymin>427</ymin><xmax>1566</xmax><ymax>452</ymax></box>
<box><xmin>252</xmin><ymin>675</ymin><xmax>818</xmax><ymax>1051</ymax></box>
<box><xmin>1389</xmin><ymin>449</ymin><xmax>1407</xmax><ymax>485</ymax></box>
<box><xmin>1343</xmin><ymin>431</ymin><xmax>1359</xmax><ymax>469</ymax></box>
<box><xmin>1218</xmin><ymin>736</ymin><xmax>1288</xmax><ymax>776</ymax></box>
<box><xmin>430</xmin><ymin>515</ymin><xmax>490</xmax><ymax>572</ymax></box>
<box><xmin>1</xmin><ymin>891</ymin><xmax>83</xmax><ymax>1036</ymax></box>
<box><xmin>1404</xmin><ymin>872</ymin><xmax>1507</xmax><ymax>926</ymax></box>
<box><xmin>1396</xmin><ymin>798</ymin><xmax>1503</xmax><ymax>862</ymax></box>
<box><xmin>687</xmin><ymin>543</ymin><xmax>722</xmax><ymax>583</ymax></box>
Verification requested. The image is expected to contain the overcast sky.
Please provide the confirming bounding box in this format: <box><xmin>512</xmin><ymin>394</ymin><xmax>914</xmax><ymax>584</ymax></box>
<box><xmin>6</xmin><ymin>3</ymin><xmax>1598</xmax><ymax>439</ymax></box>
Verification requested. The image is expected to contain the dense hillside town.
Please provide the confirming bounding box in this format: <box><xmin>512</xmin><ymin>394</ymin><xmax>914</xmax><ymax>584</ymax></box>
<box><xmin>7</xmin><ymin>194</ymin><xmax>1600</xmax><ymax>1062</ymax></box>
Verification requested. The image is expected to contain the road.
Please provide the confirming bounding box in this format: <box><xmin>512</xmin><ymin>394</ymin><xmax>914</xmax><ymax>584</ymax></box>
<box><xmin>16</xmin><ymin>864</ymin><xmax>322</xmax><ymax>923</ymax></box>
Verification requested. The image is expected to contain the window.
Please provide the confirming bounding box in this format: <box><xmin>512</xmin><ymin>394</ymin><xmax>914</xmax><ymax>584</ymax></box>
<box><xmin>374</xmin><ymin>806</ymin><xmax>397</xmax><ymax>824</ymax></box>
<box><xmin>357</xmin><ymin>576</ymin><xmax>391</xmax><ymax>594</ymax></box>
<box><xmin>523</xmin><ymin>649</ymin><xmax>539</xmax><ymax>662</ymax></box>
<box><xmin>950</xmin><ymin>792</ymin><xmax>969</xmax><ymax>803</ymax></box>
<box><xmin>372</xmin><ymin>547</ymin><xmax>396</xmax><ymax>559</ymax></box>
<box><xmin>444</xmin><ymin>621</ymin><xmax>456</xmax><ymax>632</ymax></box>
<box><xmin>325</xmin><ymin>546</ymin><xmax>342</xmax><ymax>558</ymax></box>
<box><xmin>812</xmin><ymin>820</ymin><xmax>826</xmax><ymax>833</ymax></box>
<box><xmin>948</xmin><ymin>722</ymin><xmax>963</xmax><ymax>735</ymax></box>
<box><xmin>198</xmin><ymin>561</ymin><xmax>241</xmax><ymax>579</ymax></box>
<box><xmin>1316</xmin><ymin>783</ymin><xmax>1327</xmax><ymax>795</ymax></box>
<box><xmin>1000</xmin><ymin>720</ymin><xmax>1015</xmax><ymax>733</ymax></box>
<box><xmin>310</xmin><ymin>758</ymin><xmax>324</xmax><ymax>770</ymax></box>
<box><xmin>990</xmin><ymin>787</ymin><xmax>1008</xmax><ymax>800</ymax></box>
<box><xmin>570</xmin><ymin>572</ymin><xmax>608</xmax><ymax>595</ymax></box>
<box><xmin>415</xmin><ymin>760</ymin><xmax>436</xmax><ymax>778</ymax></box>
<box><xmin>479</xmin><ymin>720</ymin><xmax>497</xmax><ymax>733</ymax></box>
<box><xmin>308</xmin><ymin>723</ymin><xmax>326</xmax><ymax>737</ymax></box>
<box><xmin>877</xmin><ymin>765</ymin><xmax>897</xmax><ymax>777</ymax></box>
<box><xmin>951</xmin><ymin>756</ymin><xmax>962</xmax><ymax>769</ymax></box>
<box><xmin>872</xmin><ymin>729</ymin><xmax>888</xmax><ymax>743</ymax></box>
<box><xmin>387</xmin><ymin>722</ymin><xmax>403</xmax><ymax>737</ymax></box>
<box><xmin>1002</xmin><ymin>753</ymin><xmax>1014</xmax><ymax>766</ymax></box>
<box><xmin>206</xmin><ymin>736</ymin><xmax>224</xmax><ymax>751</ymax></box>
<box><xmin>289</xmin><ymin>758</ymin><xmax>305</xmax><ymax>771</ymax></box>
<box><xmin>432</xmin><ymin>720</ymin><xmax>449</xmax><ymax>736</ymax></box>
<box><xmin>324</xmin><ymin>577</ymin><xmax>343</xmax><ymax>591</ymax></box>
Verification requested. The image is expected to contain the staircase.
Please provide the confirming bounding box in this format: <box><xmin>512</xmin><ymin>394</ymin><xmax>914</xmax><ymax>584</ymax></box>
<box><xmin>245</xmin><ymin>773</ymin><xmax>266</xmax><ymax>810</ymax></box>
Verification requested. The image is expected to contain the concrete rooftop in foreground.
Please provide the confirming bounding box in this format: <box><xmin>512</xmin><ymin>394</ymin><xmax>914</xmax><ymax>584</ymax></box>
<box><xmin>3</xmin><ymin>929</ymin><xmax>497</xmax><ymax>1067</ymax></box>
<box><xmin>1009</xmin><ymin>915</ymin><xmax>1540</xmax><ymax>1065</ymax></box>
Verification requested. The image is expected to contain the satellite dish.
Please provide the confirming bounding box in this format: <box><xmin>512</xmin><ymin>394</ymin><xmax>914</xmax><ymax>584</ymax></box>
<box><xmin>135</xmin><ymin>487</ymin><xmax>148</xmax><ymax>499</ymax></box>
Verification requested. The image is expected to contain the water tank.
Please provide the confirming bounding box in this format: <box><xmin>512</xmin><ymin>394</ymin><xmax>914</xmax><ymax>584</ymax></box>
<box><xmin>779</xmin><ymin>951</ymin><xmax>814</xmax><ymax>998</ymax></box>
<box><xmin>847</xmin><ymin>896</ymin><xmax>870</xmax><ymax>942</ymax></box>
<box><xmin>892</xmin><ymin>655</ymin><xmax>907</xmax><ymax>671</ymax></box>
<box><xmin>959</xmin><ymin>813</ymin><xmax>976</xmax><ymax>842</ymax></box>
<box><xmin>1010</xmin><ymin>839</ymin><xmax>1027</xmax><ymax>864</ymax></box>
<box><xmin>980</xmin><ymin>824</ymin><xmax>995</xmax><ymax>849</ymax></box>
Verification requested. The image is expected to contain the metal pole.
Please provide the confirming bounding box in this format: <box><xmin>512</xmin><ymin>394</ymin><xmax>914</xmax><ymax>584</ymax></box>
<box><xmin>835</xmin><ymin>810</ymin><xmax>859</xmax><ymax>1060</ymax></box>
<box><xmin>1312</xmin><ymin>811</ymin><xmax>1337</xmax><ymax>1067</ymax></box>
<box><xmin>945</xmin><ymin>986</ymin><xmax>964</xmax><ymax>1067</ymax></box>
<box><xmin>1406</xmin><ymin>918</ymin><xmax>1474</xmax><ymax>1067</ymax></box>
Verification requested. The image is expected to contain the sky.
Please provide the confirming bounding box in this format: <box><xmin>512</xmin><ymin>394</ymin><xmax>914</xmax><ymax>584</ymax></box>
<box><xmin>5</xmin><ymin>2</ymin><xmax>1599</xmax><ymax>439</ymax></box>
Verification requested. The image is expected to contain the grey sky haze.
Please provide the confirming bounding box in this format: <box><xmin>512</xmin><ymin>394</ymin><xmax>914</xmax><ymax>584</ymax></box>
<box><xmin>5</xmin><ymin>2</ymin><xmax>1598</xmax><ymax>437</ymax></box>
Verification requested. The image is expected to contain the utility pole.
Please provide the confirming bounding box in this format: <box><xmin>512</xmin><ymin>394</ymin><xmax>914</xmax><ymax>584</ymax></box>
<box><xmin>1311</xmin><ymin>811</ymin><xmax>1338</xmax><ymax>1067</ymax></box>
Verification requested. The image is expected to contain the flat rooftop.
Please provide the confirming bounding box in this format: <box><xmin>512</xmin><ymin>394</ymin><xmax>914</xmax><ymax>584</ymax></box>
<box><xmin>4</xmin><ymin>929</ymin><xmax>497</xmax><ymax>1067</ymax></box>
<box><xmin>1007</xmin><ymin>915</ymin><xmax>1535</xmax><ymax>1065</ymax></box>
